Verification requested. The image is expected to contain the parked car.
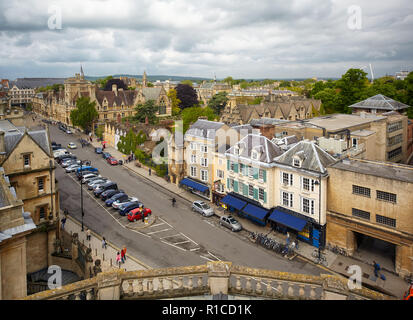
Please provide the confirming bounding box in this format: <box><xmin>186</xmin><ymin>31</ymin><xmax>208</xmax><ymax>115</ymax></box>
<box><xmin>75</xmin><ymin>166</ymin><xmax>98</xmax><ymax>175</ymax></box>
<box><xmin>66</xmin><ymin>129</ymin><xmax>73</xmax><ymax>134</ymax></box>
<box><xmin>100</xmin><ymin>189</ymin><xmax>123</xmax><ymax>201</ymax></box>
<box><xmin>81</xmin><ymin>173</ymin><xmax>101</xmax><ymax>184</ymax></box>
<box><xmin>61</xmin><ymin>159</ymin><xmax>81</xmax><ymax>168</ymax></box>
<box><xmin>52</xmin><ymin>144</ymin><xmax>62</xmax><ymax>151</ymax></box>
<box><xmin>56</xmin><ymin>154</ymin><xmax>76</xmax><ymax>164</ymax></box>
<box><xmin>107</xmin><ymin>157</ymin><xmax>118</xmax><ymax>165</ymax></box>
<box><xmin>219</xmin><ymin>215</ymin><xmax>242</xmax><ymax>232</ymax></box>
<box><xmin>93</xmin><ymin>182</ymin><xmax>118</xmax><ymax>197</ymax></box>
<box><xmin>105</xmin><ymin>193</ymin><xmax>128</xmax><ymax>207</ymax></box>
<box><xmin>95</xmin><ymin>147</ymin><xmax>103</xmax><ymax>154</ymax></box>
<box><xmin>77</xmin><ymin>169</ymin><xmax>99</xmax><ymax>180</ymax></box>
<box><xmin>112</xmin><ymin>197</ymin><xmax>139</xmax><ymax>210</ymax></box>
<box><xmin>102</xmin><ymin>152</ymin><xmax>111</xmax><ymax>159</ymax></box>
<box><xmin>65</xmin><ymin>164</ymin><xmax>81</xmax><ymax>173</ymax></box>
<box><xmin>88</xmin><ymin>179</ymin><xmax>110</xmax><ymax>190</ymax></box>
<box><xmin>53</xmin><ymin>149</ymin><xmax>68</xmax><ymax>158</ymax></box>
<box><xmin>67</xmin><ymin>142</ymin><xmax>77</xmax><ymax>149</ymax></box>
<box><xmin>191</xmin><ymin>201</ymin><xmax>214</xmax><ymax>217</ymax></box>
<box><xmin>119</xmin><ymin>202</ymin><xmax>143</xmax><ymax>216</ymax></box>
<box><xmin>128</xmin><ymin>207</ymin><xmax>152</xmax><ymax>222</ymax></box>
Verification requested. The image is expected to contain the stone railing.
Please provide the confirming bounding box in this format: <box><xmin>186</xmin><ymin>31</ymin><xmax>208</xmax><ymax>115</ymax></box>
<box><xmin>23</xmin><ymin>262</ymin><xmax>392</xmax><ymax>300</ymax></box>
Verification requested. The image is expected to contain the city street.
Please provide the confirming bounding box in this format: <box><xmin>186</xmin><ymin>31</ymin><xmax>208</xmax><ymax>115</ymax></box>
<box><xmin>51</xmin><ymin>123</ymin><xmax>325</xmax><ymax>275</ymax></box>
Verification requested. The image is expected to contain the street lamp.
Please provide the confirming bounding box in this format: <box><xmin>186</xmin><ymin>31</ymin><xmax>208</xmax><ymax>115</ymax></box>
<box><xmin>80</xmin><ymin>159</ymin><xmax>90</xmax><ymax>232</ymax></box>
<box><xmin>314</xmin><ymin>175</ymin><xmax>322</xmax><ymax>260</ymax></box>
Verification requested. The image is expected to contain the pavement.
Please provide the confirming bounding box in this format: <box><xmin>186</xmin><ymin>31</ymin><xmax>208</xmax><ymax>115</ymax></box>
<box><xmin>82</xmin><ymin>135</ymin><xmax>410</xmax><ymax>299</ymax></box>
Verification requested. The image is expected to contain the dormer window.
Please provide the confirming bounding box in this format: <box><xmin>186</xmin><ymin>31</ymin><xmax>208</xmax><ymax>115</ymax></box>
<box><xmin>251</xmin><ymin>150</ymin><xmax>259</xmax><ymax>160</ymax></box>
<box><xmin>234</xmin><ymin>147</ymin><xmax>240</xmax><ymax>156</ymax></box>
<box><xmin>293</xmin><ymin>158</ymin><xmax>301</xmax><ymax>168</ymax></box>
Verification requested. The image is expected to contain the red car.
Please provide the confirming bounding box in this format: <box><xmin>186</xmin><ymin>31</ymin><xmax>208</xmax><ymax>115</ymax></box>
<box><xmin>107</xmin><ymin>157</ymin><xmax>118</xmax><ymax>165</ymax></box>
<box><xmin>127</xmin><ymin>207</ymin><xmax>152</xmax><ymax>222</ymax></box>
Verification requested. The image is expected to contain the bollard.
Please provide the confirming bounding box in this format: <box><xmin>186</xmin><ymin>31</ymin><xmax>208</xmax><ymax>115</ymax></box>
<box><xmin>103</xmin><ymin>253</ymin><xmax>105</xmax><ymax>261</ymax></box>
<box><xmin>110</xmin><ymin>258</ymin><xmax>112</xmax><ymax>267</ymax></box>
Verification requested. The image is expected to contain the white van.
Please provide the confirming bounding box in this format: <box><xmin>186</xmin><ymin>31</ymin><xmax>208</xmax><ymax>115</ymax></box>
<box><xmin>53</xmin><ymin>149</ymin><xmax>69</xmax><ymax>158</ymax></box>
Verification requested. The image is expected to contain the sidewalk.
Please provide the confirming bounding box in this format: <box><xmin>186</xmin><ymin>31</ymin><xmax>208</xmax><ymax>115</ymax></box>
<box><xmin>81</xmin><ymin>132</ymin><xmax>409</xmax><ymax>298</ymax></box>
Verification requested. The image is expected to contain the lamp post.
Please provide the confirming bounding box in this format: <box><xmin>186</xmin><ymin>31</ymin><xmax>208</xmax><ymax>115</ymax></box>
<box><xmin>314</xmin><ymin>174</ymin><xmax>322</xmax><ymax>260</ymax></box>
<box><xmin>80</xmin><ymin>159</ymin><xmax>90</xmax><ymax>232</ymax></box>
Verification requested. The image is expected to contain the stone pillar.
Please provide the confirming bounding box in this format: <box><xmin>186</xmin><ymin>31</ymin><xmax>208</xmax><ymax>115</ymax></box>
<box><xmin>320</xmin><ymin>275</ymin><xmax>348</xmax><ymax>300</ymax></box>
<box><xmin>71</xmin><ymin>233</ymin><xmax>79</xmax><ymax>261</ymax></box>
<box><xmin>346</xmin><ymin>230</ymin><xmax>356</xmax><ymax>256</ymax></box>
<box><xmin>47</xmin><ymin>228</ymin><xmax>56</xmax><ymax>266</ymax></box>
<box><xmin>207</xmin><ymin>261</ymin><xmax>232</xmax><ymax>295</ymax></box>
<box><xmin>85</xmin><ymin>248</ymin><xmax>94</xmax><ymax>279</ymax></box>
<box><xmin>97</xmin><ymin>271</ymin><xmax>122</xmax><ymax>300</ymax></box>
<box><xmin>395</xmin><ymin>244</ymin><xmax>413</xmax><ymax>277</ymax></box>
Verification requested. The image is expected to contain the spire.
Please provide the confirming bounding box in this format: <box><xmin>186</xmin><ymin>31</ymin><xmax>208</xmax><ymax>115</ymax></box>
<box><xmin>80</xmin><ymin>64</ymin><xmax>84</xmax><ymax>79</ymax></box>
<box><xmin>142</xmin><ymin>70</ymin><xmax>147</xmax><ymax>87</ymax></box>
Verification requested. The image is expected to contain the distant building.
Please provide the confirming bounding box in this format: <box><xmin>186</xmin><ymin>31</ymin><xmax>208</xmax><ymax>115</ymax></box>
<box><xmin>395</xmin><ymin>70</ymin><xmax>410</xmax><ymax>80</ymax></box>
<box><xmin>196</xmin><ymin>81</ymin><xmax>232</xmax><ymax>105</ymax></box>
<box><xmin>349</xmin><ymin>94</ymin><xmax>410</xmax><ymax>115</ymax></box>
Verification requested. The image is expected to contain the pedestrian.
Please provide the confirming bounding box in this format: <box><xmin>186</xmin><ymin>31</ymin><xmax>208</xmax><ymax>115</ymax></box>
<box><xmin>116</xmin><ymin>252</ymin><xmax>121</xmax><ymax>268</ymax></box>
<box><xmin>121</xmin><ymin>248</ymin><xmax>125</xmax><ymax>263</ymax></box>
<box><xmin>373</xmin><ymin>260</ymin><xmax>381</xmax><ymax>278</ymax></box>
<box><xmin>61</xmin><ymin>216</ymin><xmax>67</xmax><ymax>230</ymax></box>
<box><xmin>286</xmin><ymin>232</ymin><xmax>290</xmax><ymax>246</ymax></box>
<box><xmin>102</xmin><ymin>237</ymin><xmax>107</xmax><ymax>249</ymax></box>
<box><xmin>122</xmin><ymin>247</ymin><xmax>127</xmax><ymax>262</ymax></box>
<box><xmin>86</xmin><ymin>228</ymin><xmax>91</xmax><ymax>241</ymax></box>
<box><xmin>148</xmin><ymin>168</ymin><xmax>151</xmax><ymax>176</ymax></box>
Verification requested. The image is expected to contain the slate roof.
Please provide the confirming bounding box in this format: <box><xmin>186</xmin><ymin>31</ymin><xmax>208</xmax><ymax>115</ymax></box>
<box><xmin>95</xmin><ymin>89</ymin><xmax>136</xmax><ymax>107</ymax></box>
<box><xmin>349</xmin><ymin>94</ymin><xmax>410</xmax><ymax>111</ymax></box>
<box><xmin>141</xmin><ymin>87</ymin><xmax>162</xmax><ymax>101</ymax></box>
<box><xmin>275</xmin><ymin>140</ymin><xmax>337</xmax><ymax>173</ymax></box>
<box><xmin>10</xmin><ymin>78</ymin><xmax>65</xmax><ymax>89</ymax></box>
<box><xmin>185</xmin><ymin>120</ymin><xmax>226</xmax><ymax>140</ymax></box>
<box><xmin>226</xmin><ymin>134</ymin><xmax>284</xmax><ymax>164</ymax></box>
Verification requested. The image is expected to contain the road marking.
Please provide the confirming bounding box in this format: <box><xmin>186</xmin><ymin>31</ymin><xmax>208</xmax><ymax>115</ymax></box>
<box><xmin>199</xmin><ymin>255</ymin><xmax>214</xmax><ymax>262</ymax></box>
<box><xmin>203</xmin><ymin>220</ymin><xmax>215</xmax><ymax>227</ymax></box>
<box><xmin>150</xmin><ymin>223</ymin><xmax>166</xmax><ymax>228</ymax></box>
<box><xmin>172</xmin><ymin>240</ymin><xmax>191</xmax><ymax>245</ymax></box>
<box><xmin>159</xmin><ymin>234</ymin><xmax>181</xmax><ymax>240</ymax></box>
<box><xmin>158</xmin><ymin>217</ymin><xmax>174</xmax><ymax>229</ymax></box>
<box><xmin>207</xmin><ymin>251</ymin><xmax>222</xmax><ymax>261</ymax></box>
<box><xmin>190</xmin><ymin>248</ymin><xmax>200</xmax><ymax>252</ymax></box>
<box><xmin>179</xmin><ymin>232</ymin><xmax>199</xmax><ymax>246</ymax></box>
<box><xmin>147</xmin><ymin>228</ymin><xmax>171</xmax><ymax>235</ymax></box>
<box><xmin>161</xmin><ymin>240</ymin><xmax>187</xmax><ymax>252</ymax></box>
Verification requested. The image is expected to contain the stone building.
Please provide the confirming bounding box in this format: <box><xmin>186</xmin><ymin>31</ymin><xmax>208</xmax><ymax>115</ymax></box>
<box><xmin>196</xmin><ymin>81</ymin><xmax>232</xmax><ymax>105</ymax></box>
<box><xmin>226</xmin><ymin>89</ymin><xmax>297</xmax><ymax>109</ymax></box>
<box><xmin>326</xmin><ymin>158</ymin><xmax>413</xmax><ymax>277</ymax></box>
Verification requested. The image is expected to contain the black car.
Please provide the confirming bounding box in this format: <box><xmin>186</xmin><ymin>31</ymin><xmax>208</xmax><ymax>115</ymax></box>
<box><xmin>100</xmin><ymin>189</ymin><xmax>123</xmax><ymax>201</ymax></box>
<box><xmin>93</xmin><ymin>182</ymin><xmax>118</xmax><ymax>197</ymax></box>
<box><xmin>56</xmin><ymin>154</ymin><xmax>77</xmax><ymax>164</ymax></box>
<box><xmin>95</xmin><ymin>147</ymin><xmax>103</xmax><ymax>154</ymax></box>
<box><xmin>102</xmin><ymin>152</ymin><xmax>111</xmax><ymax>159</ymax></box>
<box><xmin>119</xmin><ymin>202</ymin><xmax>143</xmax><ymax>216</ymax></box>
<box><xmin>76</xmin><ymin>169</ymin><xmax>98</xmax><ymax>180</ymax></box>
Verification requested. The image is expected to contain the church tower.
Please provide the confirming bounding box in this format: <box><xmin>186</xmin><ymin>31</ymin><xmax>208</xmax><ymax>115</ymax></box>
<box><xmin>142</xmin><ymin>71</ymin><xmax>148</xmax><ymax>87</ymax></box>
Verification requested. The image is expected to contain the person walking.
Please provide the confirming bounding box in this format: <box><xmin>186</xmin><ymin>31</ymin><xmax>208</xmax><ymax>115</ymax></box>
<box><xmin>122</xmin><ymin>247</ymin><xmax>127</xmax><ymax>262</ymax></box>
<box><xmin>171</xmin><ymin>197</ymin><xmax>176</xmax><ymax>207</ymax></box>
<box><xmin>373</xmin><ymin>260</ymin><xmax>381</xmax><ymax>278</ymax></box>
<box><xmin>102</xmin><ymin>237</ymin><xmax>107</xmax><ymax>249</ymax></box>
<box><xmin>121</xmin><ymin>248</ymin><xmax>125</xmax><ymax>264</ymax></box>
<box><xmin>148</xmin><ymin>168</ymin><xmax>151</xmax><ymax>176</ymax></box>
<box><xmin>86</xmin><ymin>228</ymin><xmax>91</xmax><ymax>241</ymax></box>
<box><xmin>116</xmin><ymin>252</ymin><xmax>121</xmax><ymax>268</ymax></box>
<box><xmin>60</xmin><ymin>216</ymin><xmax>67</xmax><ymax>230</ymax></box>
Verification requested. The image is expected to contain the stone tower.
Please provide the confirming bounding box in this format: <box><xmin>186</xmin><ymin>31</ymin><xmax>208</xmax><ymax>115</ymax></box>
<box><xmin>142</xmin><ymin>71</ymin><xmax>148</xmax><ymax>88</ymax></box>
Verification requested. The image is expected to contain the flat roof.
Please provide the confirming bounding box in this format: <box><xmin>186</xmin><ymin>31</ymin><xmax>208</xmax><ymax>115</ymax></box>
<box><xmin>350</xmin><ymin>129</ymin><xmax>376</xmax><ymax>137</ymax></box>
<box><xmin>330</xmin><ymin>159</ymin><xmax>413</xmax><ymax>184</ymax></box>
<box><xmin>306</xmin><ymin>114</ymin><xmax>385</xmax><ymax>132</ymax></box>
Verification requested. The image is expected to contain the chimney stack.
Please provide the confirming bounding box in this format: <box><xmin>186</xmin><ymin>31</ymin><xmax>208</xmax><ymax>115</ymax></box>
<box><xmin>112</xmin><ymin>84</ymin><xmax>118</xmax><ymax>96</ymax></box>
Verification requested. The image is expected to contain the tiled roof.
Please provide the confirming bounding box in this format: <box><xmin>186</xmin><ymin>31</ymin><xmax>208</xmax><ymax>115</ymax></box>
<box><xmin>185</xmin><ymin>119</ymin><xmax>226</xmax><ymax>139</ymax></box>
<box><xmin>141</xmin><ymin>87</ymin><xmax>162</xmax><ymax>101</ymax></box>
<box><xmin>95</xmin><ymin>89</ymin><xmax>136</xmax><ymax>107</ymax></box>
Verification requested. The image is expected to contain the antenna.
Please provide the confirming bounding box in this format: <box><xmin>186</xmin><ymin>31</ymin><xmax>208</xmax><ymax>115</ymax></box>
<box><xmin>369</xmin><ymin>63</ymin><xmax>374</xmax><ymax>83</ymax></box>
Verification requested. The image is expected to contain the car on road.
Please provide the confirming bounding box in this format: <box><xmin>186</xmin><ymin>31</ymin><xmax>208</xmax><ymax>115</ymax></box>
<box><xmin>61</xmin><ymin>159</ymin><xmax>81</xmax><ymax>168</ymax></box>
<box><xmin>107</xmin><ymin>157</ymin><xmax>118</xmax><ymax>165</ymax></box>
<box><xmin>95</xmin><ymin>147</ymin><xmax>103</xmax><ymax>154</ymax></box>
<box><xmin>128</xmin><ymin>207</ymin><xmax>152</xmax><ymax>222</ymax></box>
<box><xmin>112</xmin><ymin>197</ymin><xmax>139</xmax><ymax>210</ymax></box>
<box><xmin>66</xmin><ymin>129</ymin><xmax>73</xmax><ymax>134</ymax></box>
<box><xmin>105</xmin><ymin>192</ymin><xmax>128</xmax><ymax>207</ymax></box>
<box><xmin>102</xmin><ymin>152</ymin><xmax>111</xmax><ymax>159</ymax></box>
<box><xmin>219</xmin><ymin>215</ymin><xmax>242</xmax><ymax>232</ymax></box>
<box><xmin>93</xmin><ymin>182</ymin><xmax>118</xmax><ymax>197</ymax></box>
<box><xmin>65</xmin><ymin>164</ymin><xmax>81</xmax><ymax>173</ymax></box>
<box><xmin>119</xmin><ymin>202</ymin><xmax>143</xmax><ymax>216</ymax></box>
<box><xmin>53</xmin><ymin>149</ymin><xmax>69</xmax><ymax>158</ymax></box>
<box><xmin>191</xmin><ymin>201</ymin><xmax>214</xmax><ymax>217</ymax></box>
<box><xmin>67</xmin><ymin>142</ymin><xmax>77</xmax><ymax>149</ymax></box>
<box><xmin>100</xmin><ymin>189</ymin><xmax>124</xmax><ymax>201</ymax></box>
<box><xmin>88</xmin><ymin>179</ymin><xmax>110</xmax><ymax>190</ymax></box>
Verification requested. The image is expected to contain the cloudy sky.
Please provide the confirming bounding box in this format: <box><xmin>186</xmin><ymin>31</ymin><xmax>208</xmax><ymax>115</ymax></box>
<box><xmin>1</xmin><ymin>0</ymin><xmax>412</xmax><ymax>80</ymax></box>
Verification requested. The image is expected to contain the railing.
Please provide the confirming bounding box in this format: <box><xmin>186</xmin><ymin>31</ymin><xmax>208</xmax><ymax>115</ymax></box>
<box><xmin>24</xmin><ymin>262</ymin><xmax>392</xmax><ymax>300</ymax></box>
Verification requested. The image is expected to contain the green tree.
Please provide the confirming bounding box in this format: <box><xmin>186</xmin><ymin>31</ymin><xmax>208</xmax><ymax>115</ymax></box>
<box><xmin>181</xmin><ymin>106</ymin><xmax>217</xmax><ymax>133</ymax></box>
<box><xmin>98</xmin><ymin>76</ymin><xmax>113</xmax><ymax>88</ymax></box>
<box><xmin>117</xmin><ymin>129</ymin><xmax>138</xmax><ymax>155</ymax></box>
<box><xmin>336</xmin><ymin>68</ymin><xmax>369</xmax><ymax>113</ymax></box>
<box><xmin>208</xmin><ymin>92</ymin><xmax>228</xmax><ymax>115</ymax></box>
<box><xmin>314</xmin><ymin>88</ymin><xmax>342</xmax><ymax>114</ymax></box>
<box><xmin>133</xmin><ymin>100</ymin><xmax>158</xmax><ymax>124</ymax></box>
<box><xmin>279</xmin><ymin>81</ymin><xmax>291</xmax><ymax>88</ymax></box>
<box><xmin>180</xmin><ymin>80</ymin><xmax>193</xmax><ymax>87</ymax></box>
<box><xmin>147</xmin><ymin>82</ymin><xmax>154</xmax><ymax>87</ymax></box>
<box><xmin>223</xmin><ymin>76</ymin><xmax>234</xmax><ymax>86</ymax></box>
<box><xmin>405</xmin><ymin>72</ymin><xmax>413</xmax><ymax>107</ymax></box>
<box><xmin>167</xmin><ymin>88</ymin><xmax>182</xmax><ymax>116</ymax></box>
<box><xmin>70</xmin><ymin>96</ymin><xmax>98</xmax><ymax>132</ymax></box>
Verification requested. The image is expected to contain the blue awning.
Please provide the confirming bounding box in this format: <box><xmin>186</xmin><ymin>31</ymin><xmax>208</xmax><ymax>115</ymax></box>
<box><xmin>180</xmin><ymin>178</ymin><xmax>209</xmax><ymax>193</ymax></box>
<box><xmin>268</xmin><ymin>209</ymin><xmax>307</xmax><ymax>232</ymax></box>
<box><xmin>221</xmin><ymin>194</ymin><xmax>247</xmax><ymax>211</ymax></box>
<box><xmin>242</xmin><ymin>204</ymin><xmax>269</xmax><ymax>221</ymax></box>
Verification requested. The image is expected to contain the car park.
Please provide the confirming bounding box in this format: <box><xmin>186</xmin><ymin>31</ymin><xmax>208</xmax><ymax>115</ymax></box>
<box><xmin>100</xmin><ymin>189</ymin><xmax>123</xmax><ymax>201</ymax></box>
<box><xmin>128</xmin><ymin>207</ymin><xmax>152</xmax><ymax>222</ymax></box>
<box><xmin>191</xmin><ymin>201</ymin><xmax>214</xmax><ymax>217</ymax></box>
<box><xmin>65</xmin><ymin>164</ymin><xmax>81</xmax><ymax>173</ymax></box>
<box><xmin>107</xmin><ymin>157</ymin><xmax>118</xmax><ymax>165</ymax></box>
<box><xmin>219</xmin><ymin>215</ymin><xmax>242</xmax><ymax>232</ymax></box>
<box><xmin>88</xmin><ymin>179</ymin><xmax>110</xmax><ymax>190</ymax></box>
<box><xmin>119</xmin><ymin>202</ymin><xmax>143</xmax><ymax>216</ymax></box>
<box><xmin>105</xmin><ymin>193</ymin><xmax>128</xmax><ymax>207</ymax></box>
<box><xmin>93</xmin><ymin>182</ymin><xmax>118</xmax><ymax>197</ymax></box>
<box><xmin>67</xmin><ymin>142</ymin><xmax>77</xmax><ymax>149</ymax></box>
<box><xmin>95</xmin><ymin>147</ymin><xmax>103</xmax><ymax>154</ymax></box>
<box><xmin>113</xmin><ymin>197</ymin><xmax>139</xmax><ymax>210</ymax></box>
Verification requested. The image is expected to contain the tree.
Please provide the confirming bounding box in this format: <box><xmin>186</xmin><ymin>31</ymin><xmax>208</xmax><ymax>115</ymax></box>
<box><xmin>70</xmin><ymin>96</ymin><xmax>98</xmax><ymax>132</ymax></box>
<box><xmin>180</xmin><ymin>80</ymin><xmax>193</xmax><ymax>87</ymax></box>
<box><xmin>147</xmin><ymin>82</ymin><xmax>154</xmax><ymax>87</ymax></box>
<box><xmin>98</xmin><ymin>76</ymin><xmax>113</xmax><ymax>88</ymax></box>
<box><xmin>336</xmin><ymin>68</ymin><xmax>369</xmax><ymax>113</ymax></box>
<box><xmin>117</xmin><ymin>129</ymin><xmax>138</xmax><ymax>155</ymax></box>
<box><xmin>181</xmin><ymin>106</ymin><xmax>217</xmax><ymax>133</ymax></box>
<box><xmin>208</xmin><ymin>92</ymin><xmax>228</xmax><ymax>115</ymax></box>
<box><xmin>279</xmin><ymin>81</ymin><xmax>291</xmax><ymax>88</ymax></box>
<box><xmin>133</xmin><ymin>100</ymin><xmax>158</xmax><ymax>124</ymax></box>
<box><xmin>176</xmin><ymin>84</ymin><xmax>198</xmax><ymax>110</ymax></box>
<box><xmin>223</xmin><ymin>76</ymin><xmax>234</xmax><ymax>86</ymax></box>
<box><xmin>167</xmin><ymin>88</ymin><xmax>182</xmax><ymax>116</ymax></box>
<box><xmin>314</xmin><ymin>88</ymin><xmax>342</xmax><ymax>114</ymax></box>
<box><xmin>405</xmin><ymin>72</ymin><xmax>413</xmax><ymax>107</ymax></box>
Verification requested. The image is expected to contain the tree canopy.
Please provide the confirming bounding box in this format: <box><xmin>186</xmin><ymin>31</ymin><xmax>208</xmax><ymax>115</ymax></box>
<box><xmin>181</xmin><ymin>106</ymin><xmax>217</xmax><ymax>133</ymax></box>
<box><xmin>70</xmin><ymin>96</ymin><xmax>98</xmax><ymax>132</ymax></box>
<box><xmin>133</xmin><ymin>100</ymin><xmax>159</xmax><ymax>124</ymax></box>
<box><xmin>167</xmin><ymin>88</ymin><xmax>182</xmax><ymax>116</ymax></box>
<box><xmin>176</xmin><ymin>84</ymin><xmax>199</xmax><ymax>110</ymax></box>
<box><xmin>208</xmin><ymin>92</ymin><xmax>228</xmax><ymax>115</ymax></box>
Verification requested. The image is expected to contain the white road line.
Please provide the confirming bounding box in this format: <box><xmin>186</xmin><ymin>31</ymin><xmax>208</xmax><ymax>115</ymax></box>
<box><xmin>203</xmin><ymin>220</ymin><xmax>215</xmax><ymax>227</ymax></box>
<box><xmin>147</xmin><ymin>228</ymin><xmax>171</xmax><ymax>235</ymax></box>
<box><xmin>161</xmin><ymin>241</ymin><xmax>187</xmax><ymax>252</ymax></box>
<box><xmin>159</xmin><ymin>234</ymin><xmax>181</xmax><ymax>240</ymax></box>
<box><xmin>199</xmin><ymin>255</ymin><xmax>214</xmax><ymax>262</ymax></box>
<box><xmin>207</xmin><ymin>251</ymin><xmax>222</xmax><ymax>261</ymax></box>
<box><xmin>158</xmin><ymin>217</ymin><xmax>174</xmax><ymax>229</ymax></box>
<box><xmin>179</xmin><ymin>232</ymin><xmax>199</xmax><ymax>246</ymax></box>
<box><xmin>150</xmin><ymin>223</ymin><xmax>166</xmax><ymax>228</ymax></box>
<box><xmin>172</xmin><ymin>240</ymin><xmax>191</xmax><ymax>245</ymax></box>
<box><xmin>190</xmin><ymin>248</ymin><xmax>200</xmax><ymax>252</ymax></box>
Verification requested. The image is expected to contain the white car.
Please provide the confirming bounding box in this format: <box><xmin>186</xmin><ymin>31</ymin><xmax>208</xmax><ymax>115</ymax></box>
<box><xmin>81</xmin><ymin>174</ymin><xmax>101</xmax><ymax>184</ymax></box>
<box><xmin>65</xmin><ymin>164</ymin><xmax>81</xmax><ymax>173</ymax></box>
<box><xmin>112</xmin><ymin>197</ymin><xmax>139</xmax><ymax>210</ymax></box>
<box><xmin>87</xmin><ymin>179</ymin><xmax>109</xmax><ymax>190</ymax></box>
<box><xmin>53</xmin><ymin>149</ymin><xmax>68</xmax><ymax>158</ymax></box>
<box><xmin>66</xmin><ymin>129</ymin><xmax>73</xmax><ymax>134</ymax></box>
<box><xmin>67</xmin><ymin>142</ymin><xmax>77</xmax><ymax>149</ymax></box>
<box><xmin>192</xmin><ymin>201</ymin><xmax>214</xmax><ymax>217</ymax></box>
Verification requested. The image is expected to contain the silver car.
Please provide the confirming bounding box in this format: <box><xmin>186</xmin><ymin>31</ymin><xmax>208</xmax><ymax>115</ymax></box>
<box><xmin>112</xmin><ymin>197</ymin><xmax>139</xmax><ymax>210</ymax></box>
<box><xmin>61</xmin><ymin>159</ymin><xmax>81</xmax><ymax>168</ymax></box>
<box><xmin>81</xmin><ymin>173</ymin><xmax>100</xmax><ymax>184</ymax></box>
<box><xmin>65</xmin><ymin>164</ymin><xmax>81</xmax><ymax>173</ymax></box>
<box><xmin>89</xmin><ymin>179</ymin><xmax>110</xmax><ymax>190</ymax></box>
<box><xmin>191</xmin><ymin>201</ymin><xmax>214</xmax><ymax>217</ymax></box>
<box><xmin>219</xmin><ymin>215</ymin><xmax>242</xmax><ymax>232</ymax></box>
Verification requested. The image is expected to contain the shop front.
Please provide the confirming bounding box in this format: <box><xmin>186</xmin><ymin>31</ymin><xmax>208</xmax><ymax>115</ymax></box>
<box><xmin>179</xmin><ymin>178</ymin><xmax>210</xmax><ymax>200</ymax></box>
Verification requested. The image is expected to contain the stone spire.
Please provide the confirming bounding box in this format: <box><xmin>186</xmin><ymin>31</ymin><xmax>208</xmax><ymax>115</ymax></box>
<box><xmin>80</xmin><ymin>64</ymin><xmax>84</xmax><ymax>79</ymax></box>
<box><xmin>142</xmin><ymin>70</ymin><xmax>148</xmax><ymax>87</ymax></box>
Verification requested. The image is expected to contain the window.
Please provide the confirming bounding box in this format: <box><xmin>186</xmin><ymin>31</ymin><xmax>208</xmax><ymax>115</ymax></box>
<box><xmin>201</xmin><ymin>145</ymin><xmax>208</xmax><ymax>153</ymax></box>
<box><xmin>387</xmin><ymin>134</ymin><xmax>403</xmax><ymax>146</ymax></box>
<box><xmin>158</xmin><ymin>105</ymin><xmax>166</xmax><ymax>115</ymax></box>
<box><xmin>201</xmin><ymin>158</ymin><xmax>208</xmax><ymax>167</ymax></box>
<box><xmin>39</xmin><ymin>206</ymin><xmax>46</xmax><ymax>220</ymax></box>
<box><xmin>376</xmin><ymin>190</ymin><xmax>397</xmax><ymax>203</ymax></box>
<box><xmin>387</xmin><ymin>121</ymin><xmax>402</xmax><ymax>133</ymax></box>
<box><xmin>251</xmin><ymin>151</ymin><xmax>258</xmax><ymax>160</ymax></box>
<box><xmin>190</xmin><ymin>166</ymin><xmax>197</xmax><ymax>178</ymax></box>
<box><xmin>217</xmin><ymin>170</ymin><xmax>224</xmax><ymax>179</ymax></box>
<box><xmin>234</xmin><ymin>148</ymin><xmax>239</xmax><ymax>155</ymax></box>
<box><xmin>282</xmin><ymin>172</ymin><xmax>293</xmax><ymax>186</ymax></box>
<box><xmin>387</xmin><ymin>147</ymin><xmax>402</xmax><ymax>160</ymax></box>
<box><xmin>282</xmin><ymin>191</ymin><xmax>293</xmax><ymax>207</ymax></box>
<box><xmin>259</xmin><ymin>169</ymin><xmax>265</xmax><ymax>181</ymax></box>
<box><xmin>352</xmin><ymin>185</ymin><xmax>371</xmax><ymax>198</ymax></box>
<box><xmin>352</xmin><ymin>138</ymin><xmax>358</xmax><ymax>148</ymax></box>
<box><xmin>376</xmin><ymin>214</ymin><xmax>396</xmax><ymax>228</ymax></box>
<box><xmin>191</xmin><ymin>154</ymin><xmax>197</xmax><ymax>164</ymax></box>
<box><xmin>248</xmin><ymin>166</ymin><xmax>254</xmax><ymax>178</ymax></box>
<box><xmin>302</xmin><ymin>198</ymin><xmax>315</xmax><ymax>215</ymax></box>
<box><xmin>230</xmin><ymin>178</ymin><xmax>235</xmax><ymax>189</ymax></box>
<box><xmin>38</xmin><ymin>177</ymin><xmax>45</xmax><ymax>192</ymax></box>
<box><xmin>201</xmin><ymin>170</ymin><xmax>208</xmax><ymax>182</ymax></box>
<box><xmin>259</xmin><ymin>188</ymin><xmax>265</xmax><ymax>201</ymax></box>
<box><xmin>23</xmin><ymin>154</ymin><xmax>30</xmax><ymax>167</ymax></box>
<box><xmin>190</xmin><ymin>142</ymin><xmax>196</xmax><ymax>150</ymax></box>
<box><xmin>293</xmin><ymin>158</ymin><xmax>301</xmax><ymax>168</ymax></box>
<box><xmin>352</xmin><ymin>208</ymin><xmax>370</xmax><ymax>220</ymax></box>
<box><xmin>230</xmin><ymin>162</ymin><xmax>235</xmax><ymax>171</ymax></box>
<box><xmin>302</xmin><ymin>178</ymin><xmax>314</xmax><ymax>191</ymax></box>
<box><xmin>248</xmin><ymin>185</ymin><xmax>254</xmax><ymax>197</ymax></box>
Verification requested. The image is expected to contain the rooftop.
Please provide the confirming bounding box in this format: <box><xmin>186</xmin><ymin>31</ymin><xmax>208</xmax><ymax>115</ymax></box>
<box><xmin>329</xmin><ymin>159</ymin><xmax>413</xmax><ymax>184</ymax></box>
<box><xmin>349</xmin><ymin>94</ymin><xmax>411</xmax><ymax>111</ymax></box>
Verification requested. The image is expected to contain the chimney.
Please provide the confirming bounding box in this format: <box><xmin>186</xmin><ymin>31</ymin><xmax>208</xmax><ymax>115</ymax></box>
<box><xmin>0</xmin><ymin>131</ymin><xmax>6</xmax><ymax>161</ymax></box>
<box><xmin>112</xmin><ymin>84</ymin><xmax>118</xmax><ymax>96</ymax></box>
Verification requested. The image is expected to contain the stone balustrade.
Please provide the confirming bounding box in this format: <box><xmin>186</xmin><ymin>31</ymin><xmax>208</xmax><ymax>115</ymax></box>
<box><xmin>23</xmin><ymin>262</ymin><xmax>392</xmax><ymax>300</ymax></box>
